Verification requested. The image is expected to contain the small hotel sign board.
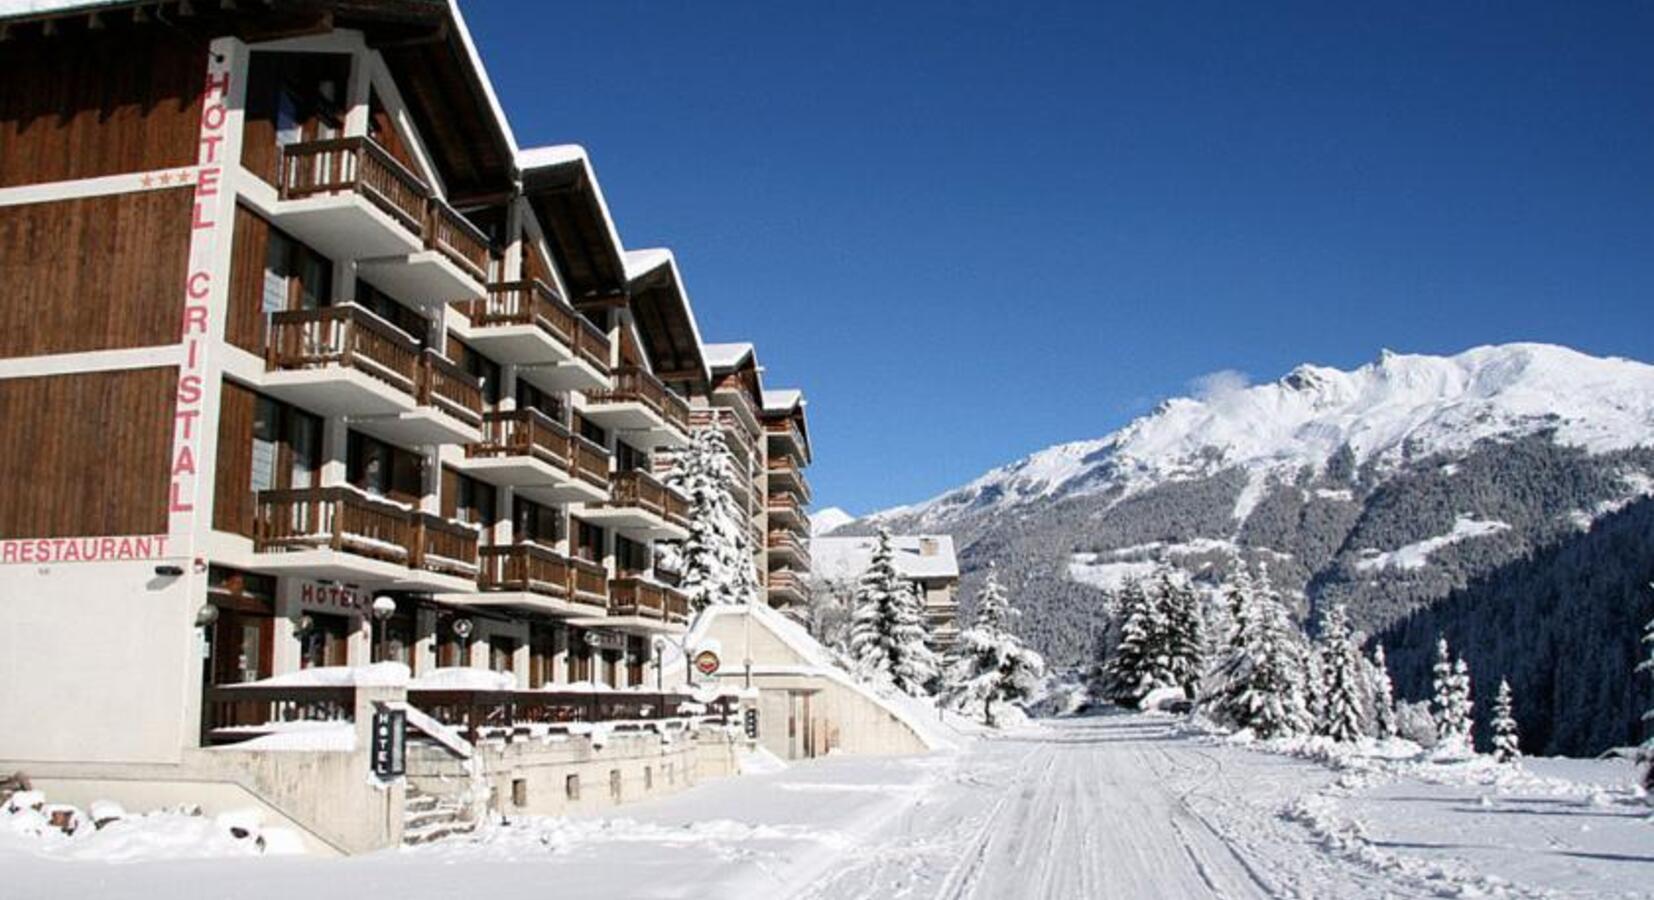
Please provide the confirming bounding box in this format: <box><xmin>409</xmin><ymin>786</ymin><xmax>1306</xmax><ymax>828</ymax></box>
<box><xmin>694</xmin><ymin>649</ymin><xmax>721</xmax><ymax>677</ymax></box>
<box><xmin>743</xmin><ymin>708</ymin><xmax>759</xmax><ymax>740</ymax></box>
<box><xmin>372</xmin><ymin>709</ymin><xmax>406</xmax><ymax>779</ymax></box>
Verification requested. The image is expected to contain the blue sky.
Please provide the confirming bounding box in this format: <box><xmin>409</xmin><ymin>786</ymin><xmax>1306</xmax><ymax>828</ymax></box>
<box><xmin>465</xmin><ymin>1</ymin><xmax>1654</xmax><ymax>516</ymax></box>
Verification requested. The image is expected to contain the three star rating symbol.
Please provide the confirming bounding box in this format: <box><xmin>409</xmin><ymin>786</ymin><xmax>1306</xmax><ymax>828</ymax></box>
<box><xmin>140</xmin><ymin>169</ymin><xmax>196</xmax><ymax>189</ymax></box>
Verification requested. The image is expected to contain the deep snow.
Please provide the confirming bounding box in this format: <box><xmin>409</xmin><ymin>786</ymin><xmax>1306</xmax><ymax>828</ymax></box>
<box><xmin>6</xmin><ymin>712</ymin><xmax>1651</xmax><ymax>899</ymax></box>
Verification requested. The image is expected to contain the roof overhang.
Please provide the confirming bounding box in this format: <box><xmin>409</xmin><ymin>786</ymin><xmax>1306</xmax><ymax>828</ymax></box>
<box><xmin>520</xmin><ymin>145</ymin><xmax>628</xmax><ymax>303</ymax></box>
<box><xmin>624</xmin><ymin>248</ymin><xmax>710</xmax><ymax>389</ymax></box>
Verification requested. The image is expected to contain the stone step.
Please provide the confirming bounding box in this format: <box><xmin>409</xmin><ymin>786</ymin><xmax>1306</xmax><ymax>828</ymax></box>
<box><xmin>403</xmin><ymin>807</ymin><xmax>465</xmax><ymax>830</ymax></box>
<box><xmin>402</xmin><ymin>817</ymin><xmax>477</xmax><ymax>846</ymax></box>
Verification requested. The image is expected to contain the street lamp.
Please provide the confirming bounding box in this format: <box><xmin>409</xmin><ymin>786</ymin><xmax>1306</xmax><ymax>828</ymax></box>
<box><xmin>370</xmin><ymin>595</ymin><xmax>397</xmax><ymax>663</ymax></box>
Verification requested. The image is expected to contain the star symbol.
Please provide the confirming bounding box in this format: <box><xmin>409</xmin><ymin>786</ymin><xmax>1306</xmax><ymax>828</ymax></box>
<box><xmin>176</xmin><ymin>170</ymin><xmax>192</xmax><ymax>184</ymax></box>
<box><xmin>158</xmin><ymin>171</ymin><xmax>172</xmax><ymax>185</ymax></box>
<box><xmin>140</xmin><ymin>174</ymin><xmax>154</xmax><ymax>188</ymax></box>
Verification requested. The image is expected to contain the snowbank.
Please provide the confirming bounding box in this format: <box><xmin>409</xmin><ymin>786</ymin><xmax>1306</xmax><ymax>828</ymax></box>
<box><xmin>2</xmin><ymin>790</ymin><xmax>305</xmax><ymax>862</ymax></box>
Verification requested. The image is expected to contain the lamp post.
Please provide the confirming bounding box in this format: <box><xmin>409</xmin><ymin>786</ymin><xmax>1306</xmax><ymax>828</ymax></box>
<box><xmin>370</xmin><ymin>595</ymin><xmax>397</xmax><ymax>663</ymax></box>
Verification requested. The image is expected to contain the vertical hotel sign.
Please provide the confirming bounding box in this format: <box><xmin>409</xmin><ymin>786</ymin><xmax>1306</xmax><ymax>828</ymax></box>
<box><xmin>169</xmin><ymin>48</ymin><xmax>236</xmax><ymax>548</ymax></box>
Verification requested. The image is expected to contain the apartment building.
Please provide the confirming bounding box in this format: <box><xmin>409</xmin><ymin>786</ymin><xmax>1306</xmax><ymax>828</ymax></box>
<box><xmin>0</xmin><ymin>0</ymin><xmax>782</xmax><ymax>853</ymax></box>
<box><xmin>812</xmin><ymin>534</ymin><xmax>962</xmax><ymax>653</ymax></box>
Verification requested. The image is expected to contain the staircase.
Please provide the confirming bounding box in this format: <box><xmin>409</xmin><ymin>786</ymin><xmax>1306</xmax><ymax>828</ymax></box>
<box><xmin>401</xmin><ymin>784</ymin><xmax>477</xmax><ymax>846</ymax></box>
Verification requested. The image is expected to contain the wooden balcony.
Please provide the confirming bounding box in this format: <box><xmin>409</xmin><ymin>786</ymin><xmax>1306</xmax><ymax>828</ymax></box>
<box><xmin>461</xmin><ymin>542</ymin><xmax>611</xmax><ymax>617</ymax></box>
<box><xmin>405</xmin><ymin>689</ymin><xmax>735</xmax><ymax>745</ymax></box>
<box><xmin>359</xmin><ymin>195</ymin><xmax>497</xmax><ymax>303</ymax></box>
<box><xmin>571</xmin><ymin>435</ymin><xmax>611</xmax><ymax>491</ymax></box>
<box><xmin>457</xmin><ymin>408</ymin><xmax>607</xmax><ymax>503</ymax></box>
<box><xmin>413</xmin><ymin>513</ymin><xmax>480</xmax><ymax>579</ymax></box>
<box><xmin>767</xmin><ymin>569</ymin><xmax>809</xmax><ymax>604</ymax></box>
<box><xmin>584</xmin><ymin>366</ymin><xmax>692</xmax><ymax>448</ymax></box>
<box><xmin>417</xmin><ymin>349</ymin><xmax>484</xmax><ymax>428</ymax></box>
<box><xmin>767</xmin><ymin>530</ymin><xmax>810</xmax><ymax>567</ymax></box>
<box><xmin>452</xmin><ymin>281</ymin><xmax>612</xmax><ymax>390</ymax></box>
<box><xmin>766</xmin><ymin>491</ymin><xmax>806</xmax><ymax>527</ymax></box>
<box><xmin>264</xmin><ymin>304</ymin><xmax>421</xmax><ymax>414</ymax></box>
<box><xmin>766</xmin><ymin>455</ymin><xmax>812</xmax><ymax>504</ymax></box>
<box><xmin>690</xmin><ymin>407</ymin><xmax>759</xmax><ymax>471</ymax></box>
<box><xmin>609</xmin><ymin>574</ymin><xmax>692</xmax><ymax>627</ymax></box>
<box><xmin>582</xmin><ymin>470</ymin><xmax>690</xmax><ymax>540</ymax></box>
<box><xmin>425</xmin><ymin>199</ymin><xmax>492</xmax><ymax>285</ymax></box>
<box><xmin>274</xmin><ymin>136</ymin><xmax>428</xmax><ymax>260</ymax></box>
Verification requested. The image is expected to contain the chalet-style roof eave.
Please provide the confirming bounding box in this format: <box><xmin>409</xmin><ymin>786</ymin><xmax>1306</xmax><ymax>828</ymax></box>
<box><xmin>622</xmin><ymin>248</ymin><xmax>712</xmax><ymax>390</ymax></box>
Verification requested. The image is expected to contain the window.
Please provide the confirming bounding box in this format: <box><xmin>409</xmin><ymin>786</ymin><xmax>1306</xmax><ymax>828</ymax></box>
<box><xmin>299</xmin><ymin>612</ymin><xmax>350</xmax><ymax>669</ymax></box>
<box><xmin>516</xmin><ymin>382</ymin><xmax>563</xmax><ymax>421</ymax></box>
<box><xmin>444</xmin><ymin>467</ymin><xmax>497</xmax><ymax>535</ymax></box>
<box><xmin>643</xmin><ymin>767</ymin><xmax>653</xmax><ymax>791</ymax></box>
<box><xmin>355</xmin><ymin>281</ymin><xmax>428</xmax><ymax>344</ymax></box>
<box><xmin>574</xmin><ymin>520</ymin><xmax>605</xmax><ymax>564</ymax></box>
<box><xmin>348</xmin><ymin>433</ymin><xmax>422</xmax><ymax>502</ymax></box>
<box><xmin>615</xmin><ymin>535</ymin><xmax>649</xmax><ymax>575</ymax></box>
<box><xmin>529</xmin><ymin>623</ymin><xmax>560</xmax><ymax>689</ymax></box>
<box><xmin>489</xmin><ymin>635</ymin><xmax>517</xmax><ymax>674</ymax></box>
<box><xmin>449</xmin><ymin>338</ymin><xmax>501</xmax><ymax>408</ymax></box>
<box><xmin>262</xmin><ymin>229</ymin><xmax>331</xmax><ymax>315</ymax></box>
<box><xmin>577</xmin><ymin>414</ymin><xmax>606</xmax><ymax>447</ymax></box>
<box><xmin>614</xmin><ymin>440</ymin><xmax>649</xmax><ymax>473</ymax></box>
<box><xmin>249</xmin><ymin>396</ymin><xmax>321</xmax><ymax>494</ymax></box>
<box><xmin>514</xmin><ymin>498</ymin><xmax>562</xmax><ymax>547</ymax></box>
<box><xmin>565</xmin><ymin>774</ymin><xmax>580</xmax><ymax>801</ymax></box>
<box><xmin>609</xmin><ymin>769</ymin><xmax>621</xmax><ymax>801</ymax></box>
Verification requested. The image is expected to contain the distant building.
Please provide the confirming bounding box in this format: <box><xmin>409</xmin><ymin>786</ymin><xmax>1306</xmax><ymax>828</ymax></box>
<box><xmin>810</xmin><ymin>534</ymin><xmax>960</xmax><ymax>652</ymax></box>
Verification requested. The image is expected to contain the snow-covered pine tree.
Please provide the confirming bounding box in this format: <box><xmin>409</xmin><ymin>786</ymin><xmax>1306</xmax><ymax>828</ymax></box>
<box><xmin>1367</xmin><ymin>644</ymin><xmax>1399</xmax><ymax>740</ymax></box>
<box><xmin>847</xmin><ymin>528</ymin><xmax>939</xmax><ymax>696</ymax></box>
<box><xmin>661</xmin><ymin>427</ymin><xmax>761</xmax><ymax>611</ymax></box>
<box><xmin>1316</xmin><ymin>604</ymin><xmax>1368</xmax><ymax>742</ymax></box>
<box><xmin>1639</xmin><ymin>599</ymin><xmax>1654</xmax><ymax>791</ymax></box>
<box><xmin>1491</xmin><ymin>678</ymin><xmax>1521</xmax><ymax>763</ymax></box>
<box><xmin>889</xmin><ymin>578</ymin><xmax>941</xmax><ymax>696</ymax></box>
<box><xmin>1160</xmin><ymin>569</ymin><xmax>1205</xmax><ymax>699</ymax></box>
<box><xmin>944</xmin><ymin>565</ymin><xmax>1047</xmax><ymax>726</ymax></box>
<box><xmin>1206</xmin><ymin>565</ymin><xmax>1313</xmax><ymax>739</ymax></box>
<box><xmin>1432</xmin><ymin>637</ymin><xmax>1475</xmax><ymax>754</ymax></box>
<box><xmin>1104</xmin><ymin>576</ymin><xmax>1175</xmax><ymax>706</ymax></box>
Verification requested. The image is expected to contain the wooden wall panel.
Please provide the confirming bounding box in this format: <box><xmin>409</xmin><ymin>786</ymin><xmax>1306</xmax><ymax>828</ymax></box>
<box><xmin>0</xmin><ymin>368</ymin><xmax>175</xmax><ymax>539</ymax></box>
<box><xmin>213</xmin><ymin>379</ymin><xmax>258</xmax><ymax>538</ymax></box>
<box><xmin>226</xmin><ymin>204</ymin><xmax>272</xmax><ymax>356</ymax></box>
<box><xmin>0</xmin><ymin>189</ymin><xmax>191</xmax><ymax>358</ymax></box>
<box><xmin>0</xmin><ymin>30</ymin><xmax>205</xmax><ymax>187</ymax></box>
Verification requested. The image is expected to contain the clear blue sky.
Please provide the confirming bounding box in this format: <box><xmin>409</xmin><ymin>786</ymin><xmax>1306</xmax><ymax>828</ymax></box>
<box><xmin>465</xmin><ymin>1</ymin><xmax>1654</xmax><ymax>516</ymax></box>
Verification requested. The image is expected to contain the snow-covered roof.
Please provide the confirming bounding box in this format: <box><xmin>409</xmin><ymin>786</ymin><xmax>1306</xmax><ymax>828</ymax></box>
<box><xmin>762</xmin><ymin>388</ymin><xmax>804</xmax><ymax>413</ymax></box>
<box><xmin>703</xmin><ymin>342</ymin><xmax>756</xmax><ymax>372</ymax></box>
<box><xmin>811</xmin><ymin>535</ymin><xmax>960</xmax><ymax>582</ymax></box>
<box><xmin>0</xmin><ymin>0</ymin><xmax>121</xmax><ymax>18</ymax></box>
<box><xmin>518</xmin><ymin>143</ymin><xmax>626</xmax><ymax>274</ymax></box>
<box><xmin>623</xmin><ymin>248</ymin><xmax>673</xmax><ymax>283</ymax></box>
<box><xmin>617</xmin><ymin>247</ymin><xmax>711</xmax><ymax>386</ymax></box>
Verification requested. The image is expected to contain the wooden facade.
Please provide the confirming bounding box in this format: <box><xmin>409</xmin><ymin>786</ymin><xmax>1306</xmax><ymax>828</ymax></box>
<box><xmin>0</xmin><ymin>368</ymin><xmax>175</xmax><ymax>539</ymax></box>
<box><xmin>0</xmin><ymin>30</ymin><xmax>205</xmax><ymax>188</ymax></box>
<box><xmin>0</xmin><ymin>189</ymin><xmax>192</xmax><ymax>358</ymax></box>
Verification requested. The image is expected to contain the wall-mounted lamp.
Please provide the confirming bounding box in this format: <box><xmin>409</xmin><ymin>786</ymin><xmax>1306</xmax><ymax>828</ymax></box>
<box><xmin>194</xmin><ymin>604</ymin><xmax>219</xmax><ymax>628</ymax></box>
<box><xmin>154</xmin><ymin>564</ymin><xmax>185</xmax><ymax>577</ymax></box>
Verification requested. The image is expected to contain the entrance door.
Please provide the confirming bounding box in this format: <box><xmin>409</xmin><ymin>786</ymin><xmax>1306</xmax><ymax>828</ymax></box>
<box><xmin>299</xmin><ymin>612</ymin><xmax>351</xmax><ymax>668</ymax></box>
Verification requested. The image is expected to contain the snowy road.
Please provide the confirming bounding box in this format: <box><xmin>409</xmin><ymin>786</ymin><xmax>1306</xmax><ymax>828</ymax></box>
<box><xmin>796</xmin><ymin>714</ymin><xmax>1386</xmax><ymax>900</ymax></box>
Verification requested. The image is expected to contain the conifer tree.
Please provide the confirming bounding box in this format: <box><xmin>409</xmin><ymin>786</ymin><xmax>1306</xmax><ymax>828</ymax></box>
<box><xmin>848</xmin><ymin>529</ymin><xmax>939</xmax><ymax>696</ymax></box>
<box><xmin>1206</xmin><ymin>565</ymin><xmax>1313</xmax><ymax>738</ymax></box>
<box><xmin>1104</xmin><ymin>577</ymin><xmax>1175</xmax><ymax>705</ymax></box>
<box><xmin>1432</xmin><ymin>637</ymin><xmax>1475</xmax><ymax>753</ymax></box>
<box><xmin>944</xmin><ymin>565</ymin><xmax>1046</xmax><ymax>726</ymax></box>
<box><xmin>1160</xmin><ymin>569</ymin><xmax>1206</xmax><ymax>698</ymax></box>
<box><xmin>661</xmin><ymin>427</ymin><xmax>761</xmax><ymax>611</ymax></box>
<box><xmin>1491</xmin><ymin>678</ymin><xmax>1521</xmax><ymax>763</ymax></box>
<box><xmin>1637</xmin><ymin>600</ymin><xmax>1654</xmax><ymax>790</ymax></box>
<box><xmin>1368</xmin><ymin>644</ymin><xmax>1399</xmax><ymax>739</ymax></box>
<box><xmin>1316</xmin><ymin>604</ymin><xmax>1368</xmax><ymax>742</ymax></box>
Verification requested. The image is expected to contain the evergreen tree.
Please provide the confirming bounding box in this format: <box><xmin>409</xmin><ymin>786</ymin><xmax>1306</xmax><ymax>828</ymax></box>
<box><xmin>1317</xmin><ymin>604</ymin><xmax>1369</xmax><ymax>742</ymax></box>
<box><xmin>1492</xmin><ymin>678</ymin><xmax>1521</xmax><ymax>763</ymax></box>
<box><xmin>944</xmin><ymin>565</ymin><xmax>1047</xmax><ymax>726</ymax></box>
<box><xmin>1206</xmin><ymin>565</ymin><xmax>1313</xmax><ymax>738</ymax></box>
<box><xmin>661</xmin><ymin>427</ymin><xmax>761</xmax><ymax>611</ymax></box>
<box><xmin>1367</xmin><ymin>644</ymin><xmax>1399</xmax><ymax>739</ymax></box>
<box><xmin>1103</xmin><ymin>577</ymin><xmax>1175</xmax><ymax>705</ymax></box>
<box><xmin>1160</xmin><ymin>569</ymin><xmax>1206</xmax><ymax>698</ymax></box>
<box><xmin>1432</xmin><ymin>637</ymin><xmax>1475</xmax><ymax>753</ymax></box>
<box><xmin>1637</xmin><ymin>599</ymin><xmax>1654</xmax><ymax>791</ymax></box>
<box><xmin>848</xmin><ymin>529</ymin><xmax>938</xmax><ymax>696</ymax></box>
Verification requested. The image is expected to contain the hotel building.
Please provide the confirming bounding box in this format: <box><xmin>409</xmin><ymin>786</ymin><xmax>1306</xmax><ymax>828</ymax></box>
<box><xmin>0</xmin><ymin>0</ymin><xmax>808</xmax><ymax>853</ymax></box>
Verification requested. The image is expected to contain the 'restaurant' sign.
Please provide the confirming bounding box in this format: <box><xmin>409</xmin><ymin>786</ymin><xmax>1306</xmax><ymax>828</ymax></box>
<box><xmin>694</xmin><ymin>649</ymin><xmax>722</xmax><ymax>676</ymax></box>
<box><xmin>0</xmin><ymin>535</ymin><xmax>172</xmax><ymax>565</ymax></box>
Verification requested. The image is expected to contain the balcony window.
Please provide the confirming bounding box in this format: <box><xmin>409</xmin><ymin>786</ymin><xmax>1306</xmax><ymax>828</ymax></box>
<box><xmin>442</xmin><ymin>466</ymin><xmax>498</xmax><ymax>536</ymax></box>
<box><xmin>614</xmin><ymin>440</ymin><xmax>649</xmax><ymax>474</ymax></box>
<box><xmin>263</xmin><ymin>229</ymin><xmax>332</xmax><ymax>315</ymax></box>
<box><xmin>529</xmin><ymin>623</ymin><xmax>560</xmax><ymax>689</ymax></box>
<box><xmin>489</xmin><ymin>635</ymin><xmax>517</xmax><ymax>674</ymax></box>
<box><xmin>615</xmin><ymin>535</ymin><xmax>649</xmax><ymax>573</ymax></box>
<box><xmin>449</xmin><ymin>337</ymin><xmax>502</xmax><ymax>408</ymax></box>
<box><xmin>250</xmin><ymin>396</ymin><xmax>321</xmax><ymax>493</ymax></box>
<box><xmin>577</xmin><ymin>413</ymin><xmax>607</xmax><ymax>447</ymax></box>
<box><xmin>355</xmin><ymin>280</ymin><xmax>429</xmax><ymax>345</ymax></box>
<box><xmin>298</xmin><ymin>612</ymin><xmax>350</xmax><ymax>669</ymax></box>
<box><xmin>347</xmin><ymin>432</ymin><xmax>422</xmax><ymax>504</ymax></box>
<box><xmin>513</xmin><ymin>497</ymin><xmax>562</xmax><ymax>546</ymax></box>
<box><xmin>575</xmin><ymin>520</ymin><xmax>605</xmax><ymax>564</ymax></box>
<box><xmin>516</xmin><ymin>382</ymin><xmax>564</xmax><ymax>422</ymax></box>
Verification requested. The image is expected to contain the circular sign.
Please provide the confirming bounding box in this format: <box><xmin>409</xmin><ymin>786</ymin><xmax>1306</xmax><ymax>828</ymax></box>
<box><xmin>694</xmin><ymin>649</ymin><xmax>721</xmax><ymax>676</ymax></box>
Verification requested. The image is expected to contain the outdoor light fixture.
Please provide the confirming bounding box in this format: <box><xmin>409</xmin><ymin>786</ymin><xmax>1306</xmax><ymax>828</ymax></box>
<box><xmin>295</xmin><ymin>614</ymin><xmax>315</xmax><ymax>634</ymax></box>
<box><xmin>371</xmin><ymin>595</ymin><xmax>397</xmax><ymax>620</ymax></box>
<box><xmin>194</xmin><ymin>604</ymin><xmax>219</xmax><ymax>628</ymax></box>
<box><xmin>451</xmin><ymin>617</ymin><xmax>474</xmax><ymax>639</ymax></box>
<box><xmin>154</xmin><ymin>564</ymin><xmax>184</xmax><ymax>577</ymax></box>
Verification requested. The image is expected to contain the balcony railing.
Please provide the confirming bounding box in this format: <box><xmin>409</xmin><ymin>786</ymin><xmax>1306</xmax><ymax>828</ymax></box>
<box><xmin>254</xmin><ymin>486</ymin><xmax>415</xmax><ymax>561</ymax></box>
<box><xmin>610</xmin><ymin>574</ymin><xmax>691</xmax><ymax>623</ymax></box>
<box><xmin>279</xmin><ymin>137</ymin><xmax>429</xmax><ymax>236</ymax></box>
<box><xmin>767</xmin><ymin>530</ymin><xmax>810</xmax><ymax>561</ymax></box>
<box><xmin>201</xmin><ymin>684</ymin><xmax>357</xmax><ymax>746</ymax></box>
<box><xmin>587</xmin><ymin>366</ymin><xmax>691</xmax><ymax>436</ymax></box>
<box><xmin>468</xmin><ymin>407</ymin><xmax>572</xmax><ymax>468</ymax></box>
<box><xmin>570</xmin><ymin>435</ymin><xmax>611</xmax><ymax>489</ymax></box>
<box><xmin>477</xmin><ymin>542</ymin><xmax>612</xmax><ymax>612</ymax></box>
<box><xmin>405</xmin><ymin>689</ymin><xmax>735</xmax><ymax>745</ymax></box>
<box><xmin>690</xmin><ymin>407</ymin><xmax>758</xmax><ymax>468</ymax></box>
<box><xmin>766</xmin><ymin>491</ymin><xmax>805</xmax><ymax>522</ymax></box>
<box><xmin>768</xmin><ymin>569</ymin><xmax>808</xmax><ymax>599</ymax></box>
<box><xmin>417</xmin><ymin>349</ymin><xmax>484</xmax><ymax>428</ymax></box>
<box><xmin>414</xmin><ymin>513</ymin><xmax>481</xmax><ymax>578</ymax></box>
<box><xmin>426</xmin><ymin>199</ymin><xmax>493</xmax><ymax>285</ymax></box>
<box><xmin>458</xmin><ymin>280</ymin><xmax>613</xmax><ymax>375</ymax></box>
<box><xmin>266</xmin><ymin>304</ymin><xmax>422</xmax><ymax>396</ymax></box>
<box><xmin>569</xmin><ymin>556</ymin><xmax>609</xmax><ymax>603</ymax></box>
<box><xmin>605</xmin><ymin>470</ymin><xmax>689</xmax><ymax>527</ymax></box>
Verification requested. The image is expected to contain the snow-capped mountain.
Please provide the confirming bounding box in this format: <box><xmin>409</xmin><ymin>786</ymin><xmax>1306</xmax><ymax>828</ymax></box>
<box><xmin>849</xmin><ymin>343</ymin><xmax>1654</xmax><ymax>757</ymax></box>
<box><xmin>810</xmin><ymin>507</ymin><xmax>855</xmax><ymax>536</ymax></box>
<box><xmin>875</xmin><ymin>343</ymin><xmax>1654</xmax><ymax>531</ymax></box>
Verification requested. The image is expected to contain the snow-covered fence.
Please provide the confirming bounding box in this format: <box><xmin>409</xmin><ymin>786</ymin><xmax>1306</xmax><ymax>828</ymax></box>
<box><xmin>405</xmin><ymin>688</ymin><xmax>739</xmax><ymax>744</ymax></box>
